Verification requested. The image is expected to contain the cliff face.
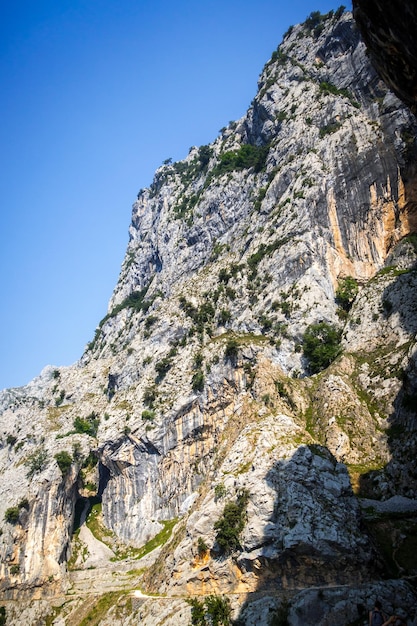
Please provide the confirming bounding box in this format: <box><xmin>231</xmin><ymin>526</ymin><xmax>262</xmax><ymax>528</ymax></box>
<box><xmin>353</xmin><ymin>0</ymin><xmax>417</xmax><ymax>117</ymax></box>
<box><xmin>0</xmin><ymin>9</ymin><xmax>416</xmax><ymax>625</ymax></box>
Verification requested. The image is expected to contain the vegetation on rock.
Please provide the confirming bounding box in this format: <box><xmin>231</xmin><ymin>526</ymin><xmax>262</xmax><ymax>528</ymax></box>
<box><xmin>188</xmin><ymin>595</ymin><xmax>232</xmax><ymax>626</ymax></box>
<box><xmin>302</xmin><ymin>322</ymin><xmax>342</xmax><ymax>373</ymax></box>
<box><xmin>213</xmin><ymin>489</ymin><xmax>250</xmax><ymax>555</ymax></box>
<box><xmin>4</xmin><ymin>507</ymin><xmax>20</xmax><ymax>524</ymax></box>
<box><xmin>54</xmin><ymin>451</ymin><xmax>72</xmax><ymax>476</ymax></box>
<box><xmin>336</xmin><ymin>276</ymin><xmax>359</xmax><ymax>311</ymax></box>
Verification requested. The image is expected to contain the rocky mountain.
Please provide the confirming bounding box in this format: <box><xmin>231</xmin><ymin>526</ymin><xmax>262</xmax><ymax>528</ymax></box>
<box><xmin>0</xmin><ymin>8</ymin><xmax>416</xmax><ymax>625</ymax></box>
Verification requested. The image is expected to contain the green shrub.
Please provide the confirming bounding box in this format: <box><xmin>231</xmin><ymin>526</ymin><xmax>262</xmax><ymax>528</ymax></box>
<box><xmin>214</xmin><ymin>483</ymin><xmax>227</xmax><ymax>500</ymax></box>
<box><xmin>336</xmin><ymin>276</ymin><xmax>358</xmax><ymax>311</ymax></box>
<box><xmin>253</xmin><ymin>186</ymin><xmax>267</xmax><ymax>211</ymax></box>
<box><xmin>225</xmin><ymin>286</ymin><xmax>236</xmax><ymax>300</ymax></box>
<box><xmin>335</xmin><ymin>5</ymin><xmax>346</xmax><ymax>20</ymax></box>
<box><xmin>4</xmin><ymin>507</ymin><xmax>20</xmax><ymax>524</ymax></box>
<box><xmin>197</xmin><ymin>537</ymin><xmax>209</xmax><ymax>556</ymax></box>
<box><xmin>215</xmin><ymin>144</ymin><xmax>269</xmax><ymax>176</ymax></box>
<box><xmin>247</xmin><ymin>237</ymin><xmax>291</xmax><ymax>277</ymax></box>
<box><xmin>271</xmin><ymin>47</ymin><xmax>288</xmax><ymax>63</ymax></box>
<box><xmin>302</xmin><ymin>322</ymin><xmax>342</xmax><ymax>373</ymax></box>
<box><xmin>0</xmin><ymin>606</ymin><xmax>5</xmax><ymax>626</ymax></box>
<box><xmin>192</xmin><ymin>371</ymin><xmax>205</xmax><ymax>392</ymax></box>
<box><xmin>193</xmin><ymin>352</ymin><xmax>204</xmax><ymax>368</ymax></box>
<box><xmin>155</xmin><ymin>357</ymin><xmax>172</xmax><ymax>379</ymax></box>
<box><xmin>9</xmin><ymin>565</ymin><xmax>20</xmax><ymax>575</ymax></box>
<box><xmin>224</xmin><ymin>338</ymin><xmax>239</xmax><ymax>361</ymax></box>
<box><xmin>218</xmin><ymin>309</ymin><xmax>231</xmax><ymax>325</ymax></box>
<box><xmin>319</xmin><ymin>121</ymin><xmax>342</xmax><ymax>137</ymax></box>
<box><xmin>82</xmin><ymin>451</ymin><xmax>98</xmax><ymax>469</ymax></box>
<box><xmin>305</xmin><ymin>10</ymin><xmax>322</xmax><ymax>30</ymax></box>
<box><xmin>143</xmin><ymin>386</ymin><xmax>156</xmax><ymax>408</ymax></box>
<box><xmin>218</xmin><ymin>268</ymin><xmax>231</xmax><ymax>283</ymax></box>
<box><xmin>54</xmin><ymin>451</ymin><xmax>72</xmax><ymax>476</ymax></box>
<box><xmin>198</xmin><ymin>145</ymin><xmax>213</xmax><ymax>171</ymax></box>
<box><xmin>214</xmin><ymin>489</ymin><xmax>250</xmax><ymax>555</ymax></box>
<box><xmin>89</xmin><ymin>285</ymin><xmax>155</xmax><ymax>350</ymax></box>
<box><xmin>179</xmin><ymin>297</ymin><xmax>215</xmax><ymax>333</ymax></box>
<box><xmin>304</xmin><ymin>10</ymin><xmax>335</xmax><ymax>36</ymax></box>
<box><xmin>55</xmin><ymin>389</ymin><xmax>65</xmax><ymax>406</ymax></box>
<box><xmin>188</xmin><ymin>598</ymin><xmax>206</xmax><ymax>625</ymax></box>
<box><xmin>174</xmin><ymin>193</ymin><xmax>200</xmax><ymax>219</ymax></box>
<box><xmin>74</xmin><ymin>412</ymin><xmax>99</xmax><ymax>437</ymax></box>
<box><xmin>282</xmin><ymin>25</ymin><xmax>294</xmax><ymax>39</ymax></box>
<box><xmin>6</xmin><ymin>434</ymin><xmax>17</xmax><ymax>447</ymax></box>
<box><xmin>144</xmin><ymin>315</ymin><xmax>158</xmax><ymax>329</ymax></box>
<box><xmin>188</xmin><ymin>595</ymin><xmax>231</xmax><ymax>626</ymax></box>
<box><xmin>141</xmin><ymin>409</ymin><xmax>155</xmax><ymax>421</ymax></box>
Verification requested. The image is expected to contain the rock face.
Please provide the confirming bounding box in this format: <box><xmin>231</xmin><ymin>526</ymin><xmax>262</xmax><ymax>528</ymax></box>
<box><xmin>353</xmin><ymin>0</ymin><xmax>417</xmax><ymax>116</ymax></box>
<box><xmin>0</xmin><ymin>8</ymin><xmax>417</xmax><ymax>624</ymax></box>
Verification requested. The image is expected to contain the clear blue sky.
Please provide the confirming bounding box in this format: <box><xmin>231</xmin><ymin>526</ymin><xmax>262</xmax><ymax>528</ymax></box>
<box><xmin>0</xmin><ymin>0</ymin><xmax>341</xmax><ymax>390</ymax></box>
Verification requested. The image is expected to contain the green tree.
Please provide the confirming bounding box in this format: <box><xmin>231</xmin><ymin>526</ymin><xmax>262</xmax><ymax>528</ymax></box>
<box><xmin>302</xmin><ymin>322</ymin><xmax>342</xmax><ymax>373</ymax></box>
<box><xmin>188</xmin><ymin>598</ymin><xmax>206</xmax><ymax>625</ymax></box>
<box><xmin>205</xmin><ymin>595</ymin><xmax>231</xmax><ymax>625</ymax></box>
<box><xmin>25</xmin><ymin>447</ymin><xmax>48</xmax><ymax>479</ymax></box>
<box><xmin>188</xmin><ymin>595</ymin><xmax>231</xmax><ymax>626</ymax></box>
<box><xmin>214</xmin><ymin>489</ymin><xmax>249</xmax><ymax>555</ymax></box>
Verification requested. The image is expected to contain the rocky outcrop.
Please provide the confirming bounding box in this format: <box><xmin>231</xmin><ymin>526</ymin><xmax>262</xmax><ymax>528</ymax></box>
<box><xmin>0</xmin><ymin>8</ymin><xmax>416</xmax><ymax>625</ymax></box>
<box><xmin>353</xmin><ymin>0</ymin><xmax>417</xmax><ymax>116</ymax></box>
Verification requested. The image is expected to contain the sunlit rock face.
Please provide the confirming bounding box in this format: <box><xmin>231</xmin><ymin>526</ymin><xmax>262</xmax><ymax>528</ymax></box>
<box><xmin>0</xmin><ymin>9</ymin><xmax>416</xmax><ymax>624</ymax></box>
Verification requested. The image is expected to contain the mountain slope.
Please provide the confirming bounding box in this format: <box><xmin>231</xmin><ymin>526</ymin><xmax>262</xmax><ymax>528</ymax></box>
<box><xmin>0</xmin><ymin>8</ymin><xmax>416</xmax><ymax>625</ymax></box>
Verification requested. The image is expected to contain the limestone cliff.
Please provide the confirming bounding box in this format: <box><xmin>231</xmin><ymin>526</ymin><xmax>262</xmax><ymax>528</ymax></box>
<box><xmin>0</xmin><ymin>8</ymin><xmax>416</xmax><ymax>625</ymax></box>
<box><xmin>353</xmin><ymin>0</ymin><xmax>417</xmax><ymax>117</ymax></box>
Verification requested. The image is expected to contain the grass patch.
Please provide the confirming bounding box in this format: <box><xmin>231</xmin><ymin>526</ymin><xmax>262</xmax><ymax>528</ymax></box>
<box><xmin>346</xmin><ymin>462</ymin><xmax>385</xmax><ymax>495</ymax></box>
<box><xmin>111</xmin><ymin>518</ymin><xmax>178</xmax><ymax>561</ymax></box>
<box><xmin>85</xmin><ymin>501</ymin><xmax>115</xmax><ymax>545</ymax></box>
<box><xmin>212</xmin><ymin>331</ymin><xmax>270</xmax><ymax>346</ymax></box>
<box><xmin>79</xmin><ymin>591</ymin><xmax>127</xmax><ymax>626</ymax></box>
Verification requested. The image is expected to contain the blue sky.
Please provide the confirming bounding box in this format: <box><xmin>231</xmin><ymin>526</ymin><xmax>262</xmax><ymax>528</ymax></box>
<box><xmin>0</xmin><ymin>0</ymin><xmax>341</xmax><ymax>389</ymax></box>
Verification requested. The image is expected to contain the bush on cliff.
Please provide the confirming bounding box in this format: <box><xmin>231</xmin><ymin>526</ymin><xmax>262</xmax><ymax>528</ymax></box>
<box><xmin>54</xmin><ymin>451</ymin><xmax>73</xmax><ymax>476</ymax></box>
<box><xmin>213</xmin><ymin>489</ymin><xmax>249</xmax><ymax>555</ymax></box>
<box><xmin>4</xmin><ymin>507</ymin><xmax>20</xmax><ymax>524</ymax></box>
<box><xmin>302</xmin><ymin>321</ymin><xmax>342</xmax><ymax>373</ymax></box>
